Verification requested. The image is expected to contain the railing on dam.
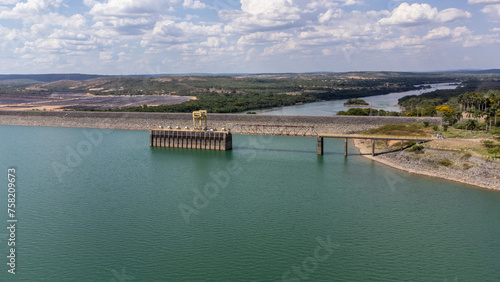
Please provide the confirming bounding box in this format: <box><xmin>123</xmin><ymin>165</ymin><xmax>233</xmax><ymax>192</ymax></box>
<box><xmin>231</xmin><ymin>124</ymin><xmax>318</xmax><ymax>136</ymax></box>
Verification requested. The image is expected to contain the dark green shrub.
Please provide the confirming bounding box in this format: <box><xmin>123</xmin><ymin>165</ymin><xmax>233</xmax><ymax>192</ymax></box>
<box><xmin>409</xmin><ymin>145</ymin><xmax>425</xmax><ymax>152</ymax></box>
<box><xmin>438</xmin><ymin>159</ymin><xmax>452</xmax><ymax>167</ymax></box>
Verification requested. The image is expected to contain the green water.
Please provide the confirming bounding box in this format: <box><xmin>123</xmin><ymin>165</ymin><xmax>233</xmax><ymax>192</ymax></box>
<box><xmin>0</xmin><ymin>125</ymin><xmax>499</xmax><ymax>281</ymax></box>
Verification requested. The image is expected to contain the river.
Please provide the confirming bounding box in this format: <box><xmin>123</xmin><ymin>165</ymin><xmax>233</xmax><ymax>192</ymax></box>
<box><xmin>253</xmin><ymin>83</ymin><xmax>459</xmax><ymax>115</ymax></box>
<box><xmin>0</xmin><ymin>125</ymin><xmax>499</xmax><ymax>281</ymax></box>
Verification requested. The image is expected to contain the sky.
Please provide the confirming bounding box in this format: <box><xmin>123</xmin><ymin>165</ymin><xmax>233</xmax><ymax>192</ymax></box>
<box><xmin>0</xmin><ymin>0</ymin><xmax>499</xmax><ymax>75</ymax></box>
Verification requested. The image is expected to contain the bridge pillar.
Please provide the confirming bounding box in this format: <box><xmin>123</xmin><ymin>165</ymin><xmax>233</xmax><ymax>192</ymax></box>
<box><xmin>401</xmin><ymin>140</ymin><xmax>403</xmax><ymax>151</ymax></box>
<box><xmin>317</xmin><ymin>137</ymin><xmax>323</xmax><ymax>155</ymax></box>
<box><xmin>344</xmin><ymin>138</ymin><xmax>348</xmax><ymax>157</ymax></box>
<box><xmin>372</xmin><ymin>139</ymin><xmax>375</xmax><ymax>156</ymax></box>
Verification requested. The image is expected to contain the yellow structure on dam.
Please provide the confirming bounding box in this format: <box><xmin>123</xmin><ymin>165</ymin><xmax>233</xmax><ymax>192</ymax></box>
<box><xmin>150</xmin><ymin>110</ymin><xmax>232</xmax><ymax>151</ymax></box>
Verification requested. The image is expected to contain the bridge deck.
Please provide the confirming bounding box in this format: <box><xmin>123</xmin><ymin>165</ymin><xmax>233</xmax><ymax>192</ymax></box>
<box><xmin>319</xmin><ymin>134</ymin><xmax>433</xmax><ymax>142</ymax></box>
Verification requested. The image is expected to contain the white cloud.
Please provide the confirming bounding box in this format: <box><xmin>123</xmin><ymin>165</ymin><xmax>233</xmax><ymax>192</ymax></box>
<box><xmin>378</xmin><ymin>3</ymin><xmax>470</xmax><ymax>26</ymax></box>
<box><xmin>438</xmin><ymin>8</ymin><xmax>472</xmax><ymax>23</ymax></box>
<box><xmin>141</xmin><ymin>19</ymin><xmax>224</xmax><ymax>47</ymax></box>
<box><xmin>83</xmin><ymin>0</ymin><xmax>97</xmax><ymax>7</ymax></box>
<box><xmin>318</xmin><ymin>8</ymin><xmax>343</xmax><ymax>24</ymax></box>
<box><xmin>88</xmin><ymin>0</ymin><xmax>181</xmax><ymax>36</ymax></box>
<box><xmin>371</xmin><ymin>36</ymin><xmax>425</xmax><ymax>51</ymax></box>
<box><xmin>222</xmin><ymin>0</ymin><xmax>302</xmax><ymax>33</ymax></box>
<box><xmin>0</xmin><ymin>0</ymin><xmax>62</xmax><ymax>19</ymax></box>
<box><xmin>99</xmin><ymin>51</ymin><xmax>113</xmax><ymax>60</ymax></box>
<box><xmin>306</xmin><ymin>0</ymin><xmax>362</xmax><ymax>10</ymax></box>
<box><xmin>342</xmin><ymin>0</ymin><xmax>363</xmax><ymax>6</ymax></box>
<box><xmin>468</xmin><ymin>0</ymin><xmax>500</xmax><ymax>4</ymax></box>
<box><xmin>237</xmin><ymin>31</ymin><xmax>291</xmax><ymax>45</ymax></box>
<box><xmin>90</xmin><ymin>0</ymin><xmax>177</xmax><ymax>17</ymax></box>
<box><xmin>200</xmin><ymin>37</ymin><xmax>227</xmax><ymax>47</ymax></box>
<box><xmin>182</xmin><ymin>0</ymin><xmax>208</xmax><ymax>9</ymax></box>
<box><xmin>481</xmin><ymin>4</ymin><xmax>500</xmax><ymax>17</ymax></box>
<box><xmin>0</xmin><ymin>0</ymin><xmax>18</xmax><ymax>4</ymax></box>
<box><xmin>424</xmin><ymin>26</ymin><xmax>452</xmax><ymax>40</ymax></box>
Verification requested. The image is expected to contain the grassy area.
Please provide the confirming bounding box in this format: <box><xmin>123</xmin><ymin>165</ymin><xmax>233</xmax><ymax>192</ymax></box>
<box><xmin>361</xmin><ymin>123</ymin><xmax>433</xmax><ymax>137</ymax></box>
<box><xmin>361</xmin><ymin>123</ymin><xmax>500</xmax><ymax>159</ymax></box>
<box><xmin>423</xmin><ymin>139</ymin><xmax>500</xmax><ymax>159</ymax></box>
<box><xmin>443</xmin><ymin>127</ymin><xmax>498</xmax><ymax>139</ymax></box>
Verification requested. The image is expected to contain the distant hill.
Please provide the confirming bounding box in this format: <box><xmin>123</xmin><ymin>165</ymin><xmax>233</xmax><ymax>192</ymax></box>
<box><xmin>1</xmin><ymin>70</ymin><xmax>500</xmax><ymax>83</ymax></box>
<box><xmin>446</xmin><ymin>69</ymin><xmax>500</xmax><ymax>74</ymax></box>
<box><xmin>0</xmin><ymin>74</ymin><xmax>111</xmax><ymax>83</ymax></box>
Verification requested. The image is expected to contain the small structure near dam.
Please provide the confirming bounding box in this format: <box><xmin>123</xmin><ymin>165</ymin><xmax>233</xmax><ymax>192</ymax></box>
<box><xmin>150</xmin><ymin>110</ymin><xmax>233</xmax><ymax>151</ymax></box>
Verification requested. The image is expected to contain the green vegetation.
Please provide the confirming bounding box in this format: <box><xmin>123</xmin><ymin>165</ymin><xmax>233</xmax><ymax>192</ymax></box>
<box><xmin>344</xmin><ymin>98</ymin><xmax>369</xmax><ymax>106</ymax></box>
<box><xmin>361</xmin><ymin>123</ymin><xmax>431</xmax><ymax>137</ymax></box>
<box><xmin>336</xmin><ymin>108</ymin><xmax>400</xmax><ymax>116</ymax></box>
<box><xmin>392</xmin><ymin>76</ymin><xmax>500</xmax><ymax>139</ymax></box>
<box><xmin>0</xmin><ymin>71</ymin><xmax>472</xmax><ymax>113</ymax></box>
<box><xmin>107</xmin><ymin>92</ymin><xmax>318</xmax><ymax>113</ymax></box>
<box><xmin>489</xmin><ymin>147</ymin><xmax>500</xmax><ymax>158</ymax></box>
<box><xmin>409</xmin><ymin>145</ymin><xmax>425</xmax><ymax>153</ymax></box>
<box><xmin>462</xmin><ymin>152</ymin><xmax>472</xmax><ymax>159</ymax></box>
<box><xmin>438</xmin><ymin>159</ymin><xmax>453</xmax><ymax>167</ymax></box>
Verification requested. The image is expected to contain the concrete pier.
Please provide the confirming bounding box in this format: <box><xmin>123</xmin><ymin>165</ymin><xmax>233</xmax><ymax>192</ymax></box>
<box><xmin>317</xmin><ymin>137</ymin><xmax>324</xmax><ymax>155</ymax></box>
<box><xmin>372</xmin><ymin>139</ymin><xmax>376</xmax><ymax>156</ymax></box>
<box><xmin>317</xmin><ymin>134</ymin><xmax>433</xmax><ymax>157</ymax></box>
<box><xmin>150</xmin><ymin>129</ymin><xmax>232</xmax><ymax>151</ymax></box>
<box><xmin>344</xmin><ymin>138</ymin><xmax>348</xmax><ymax>157</ymax></box>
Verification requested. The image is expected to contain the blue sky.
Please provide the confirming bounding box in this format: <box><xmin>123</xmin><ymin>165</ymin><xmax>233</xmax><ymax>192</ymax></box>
<box><xmin>0</xmin><ymin>0</ymin><xmax>499</xmax><ymax>75</ymax></box>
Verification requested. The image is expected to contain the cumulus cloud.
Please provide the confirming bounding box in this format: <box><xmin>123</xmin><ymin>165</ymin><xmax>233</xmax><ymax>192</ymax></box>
<box><xmin>141</xmin><ymin>19</ymin><xmax>224</xmax><ymax>47</ymax></box>
<box><xmin>481</xmin><ymin>4</ymin><xmax>500</xmax><ymax>17</ymax></box>
<box><xmin>237</xmin><ymin>31</ymin><xmax>291</xmax><ymax>45</ymax></box>
<box><xmin>88</xmin><ymin>0</ymin><xmax>181</xmax><ymax>36</ymax></box>
<box><xmin>306</xmin><ymin>0</ymin><xmax>362</xmax><ymax>9</ymax></box>
<box><xmin>318</xmin><ymin>8</ymin><xmax>343</xmax><ymax>23</ymax></box>
<box><xmin>222</xmin><ymin>0</ymin><xmax>302</xmax><ymax>33</ymax></box>
<box><xmin>1</xmin><ymin>0</ymin><xmax>499</xmax><ymax>74</ymax></box>
<box><xmin>468</xmin><ymin>0</ymin><xmax>500</xmax><ymax>4</ymax></box>
<box><xmin>424</xmin><ymin>26</ymin><xmax>452</xmax><ymax>40</ymax></box>
<box><xmin>378</xmin><ymin>3</ymin><xmax>471</xmax><ymax>26</ymax></box>
<box><xmin>90</xmin><ymin>0</ymin><xmax>178</xmax><ymax>17</ymax></box>
<box><xmin>182</xmin><ymin>0</ymin><xmax>209</xmax><ymax>9</ymax></box>
<box><xmin>0</xmin><ymin>0</ymin><xmax>62</xmax><ymax>19</ymax></box>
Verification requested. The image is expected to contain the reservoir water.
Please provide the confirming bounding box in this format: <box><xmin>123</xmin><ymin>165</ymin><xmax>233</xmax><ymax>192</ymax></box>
<box><xmin>254</xmin><ymin>83</ymin><xmax>459</xmax><ymax>115</ymax></box>
<box><xmin>0</xmin><ymin>125</ymin><xmax>499</xmax><ymax>281</ymax></box>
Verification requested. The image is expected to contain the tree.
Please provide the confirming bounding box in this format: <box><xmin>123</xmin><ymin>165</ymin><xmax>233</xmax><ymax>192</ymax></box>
<box><xmin>465</xmin><ymin>119</ymin><xmax>478</xmax><ymax>135</ymax></box>
<box><xmin>489</xmin><ymin>147</ymin><xmax>500</xmax><ymax>158</ymax></box>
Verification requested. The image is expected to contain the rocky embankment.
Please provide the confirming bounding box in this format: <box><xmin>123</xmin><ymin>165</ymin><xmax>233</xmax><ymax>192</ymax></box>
<box><xmin>354</xmin><ymin>140</ymin><xmax>500</xmax><ymax>191</ymax></box>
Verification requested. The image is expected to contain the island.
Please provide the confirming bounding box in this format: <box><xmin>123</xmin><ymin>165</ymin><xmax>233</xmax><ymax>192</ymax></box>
<box><xmin>343</xmin><ymin>98</ymin><xmax>370</xmax><ymax>107</ymax></box>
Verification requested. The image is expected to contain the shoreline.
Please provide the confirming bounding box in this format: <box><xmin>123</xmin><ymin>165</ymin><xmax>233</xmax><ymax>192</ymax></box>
<box><xmin>3</xmin><ymin>110</ymin><xmax>495</xmax><ymax>191</ymax></box>
<box><xmin>352</xmin><ymin>139</ymin><xmax>499</xmax><ymax>192</ymax></box>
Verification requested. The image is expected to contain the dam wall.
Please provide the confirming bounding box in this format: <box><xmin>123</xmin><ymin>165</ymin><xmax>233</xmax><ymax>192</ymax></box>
<box><xmin>0</xmin><ymin>111</ymin><xmax>442</xmax><ymax>134</ymax></box>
